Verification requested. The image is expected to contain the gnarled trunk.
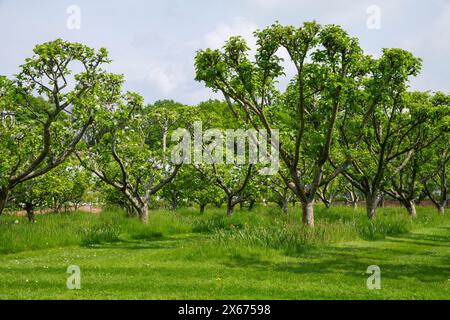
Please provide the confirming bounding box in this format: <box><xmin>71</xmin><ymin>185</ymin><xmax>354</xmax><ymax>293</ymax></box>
<box><xmin>404</xmin><ymin>200</ymin><xmax>417</xmax><ymax>218</ymax></box>
<box><xmin>301</xmin><ymin>200</ymin><xmax>314</xmax><ymax>227</ymax></box>
<box><xmin>438</xmin><ymin>205</ymin><xmax>445</xmax><ymax>215</ymax></box>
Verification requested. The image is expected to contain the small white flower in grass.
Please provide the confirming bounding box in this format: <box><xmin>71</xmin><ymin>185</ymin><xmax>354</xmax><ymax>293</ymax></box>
<box><xmin>14</xmin><ymin>220</ymin><xmax>19</xmax><ymax>224</ymax></box>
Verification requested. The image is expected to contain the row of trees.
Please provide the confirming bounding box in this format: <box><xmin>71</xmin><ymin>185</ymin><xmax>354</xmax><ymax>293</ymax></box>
<box><xmin>0</xmin><ymin>22</ymin><xmax>449</xmax><ymax>226</ymax></box>
<box><xmin>194</xmin><ymin>21</ymin><xmax>449</xmax><ymax>225</ymax></box>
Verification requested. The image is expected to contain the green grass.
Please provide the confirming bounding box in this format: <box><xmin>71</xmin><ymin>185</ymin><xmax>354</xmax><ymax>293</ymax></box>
<box><xmin>0</xmin><ymin>205</ymin><xmax>449</xmax><ymax>299</ymax></box>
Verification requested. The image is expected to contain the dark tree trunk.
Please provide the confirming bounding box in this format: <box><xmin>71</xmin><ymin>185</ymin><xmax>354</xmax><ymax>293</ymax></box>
<box><xmin>291</xmin><ymin>199</ymin><xmax>296</xmax><ymax>207</ymax></box>
<box><xmin>200</xmin><ymin>203</ymin><xmax>206</xmax><ymax>213</ymax></box>
<box><xmin>25</xmin><ymin>203</ymin><xmax>36</xmax><ymax>223</ymax></box>
<box><xmin>171</xmin><ymin>198</ymin><xmax>177</xmax><ymax>211</ymax></box>
<box><xmin>126</xmin><ymin>205</ymin><xmax>137</xmax><ymax>217</ymax></box>
<box><xmin>0</xmin><ymin>188</ymin><xmax>9</xmax><ymax>216</ymax></box>
<box><xmin>248</xmin><ymin>200</ymin><xmax>256</xmax><ymax>210</ymax></box>
<box><xmin>301</xmin><ymin>199</ymin><xmax>314</xmax><ymax>227</ymax></box>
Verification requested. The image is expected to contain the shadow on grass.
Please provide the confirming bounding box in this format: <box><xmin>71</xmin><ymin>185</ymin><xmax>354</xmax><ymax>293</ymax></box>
<box><xmin>85</xmin><ymin>234</ymin><xmax>207</xmax><ymax>251</ymax></box>
<box><xmin>222</xmin><ymin>230</ymin><xmax>450</xmax><ymax>283</ymax></box>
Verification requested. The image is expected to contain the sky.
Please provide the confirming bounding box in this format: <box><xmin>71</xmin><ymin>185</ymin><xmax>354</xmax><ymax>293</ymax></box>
<box><xmin>0</xmin><ymin>0</ymin><xmax>449</xmax><ymax>105</ymax></box>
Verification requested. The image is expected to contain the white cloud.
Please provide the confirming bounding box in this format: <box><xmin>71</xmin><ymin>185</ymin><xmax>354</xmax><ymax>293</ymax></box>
<box><xmin>204</xmin><ymin>17</ymin><xmax>258</xmax><ymax>50</ymax></box>
<box><xmin>147</xmin><ymin>67</ymin><xmax>179</xmax><ymax>95</ymax></box>
<box><xmin>1</xmin><ymin>0</ymin><xmax>448</xmax><ymax>105</ymax></box>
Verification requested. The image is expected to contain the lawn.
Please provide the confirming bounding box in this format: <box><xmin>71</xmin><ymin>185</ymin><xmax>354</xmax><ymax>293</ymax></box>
<box><xmin>0</xmin><ymin>206</ymin><xmax>449</xmax><ymax>299</ymax></box>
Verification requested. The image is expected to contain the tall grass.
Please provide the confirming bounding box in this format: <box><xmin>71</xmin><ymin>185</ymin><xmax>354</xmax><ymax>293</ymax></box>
<box><xmin>0</xmin><ymin>204</ymin><xmax>448</xmax><ymax>255</ymax></box>
<box><xmin>210</xmin><ymin>205</ymin><xmax>448</xmax><ymax>253</ymax></box>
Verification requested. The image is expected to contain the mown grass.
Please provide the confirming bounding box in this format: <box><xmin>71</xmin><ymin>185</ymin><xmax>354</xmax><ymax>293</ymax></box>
<box><xmin>0</xmin><ymin>204</ymin><xmax>448</xmax><ymax>299</ymax></box>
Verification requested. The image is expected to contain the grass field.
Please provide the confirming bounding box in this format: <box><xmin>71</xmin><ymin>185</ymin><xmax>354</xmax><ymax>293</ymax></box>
<box><xmin>0</xmin><ymin>205</ymin><xmax>449</xmax><ymax>299</ymax></box>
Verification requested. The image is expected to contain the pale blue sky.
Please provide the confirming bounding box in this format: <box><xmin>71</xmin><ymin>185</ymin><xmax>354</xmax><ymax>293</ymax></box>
<box><xmin>0</xmin><ymin>0</ymin><xmax>449</xmax><ymax>104</ymax></box>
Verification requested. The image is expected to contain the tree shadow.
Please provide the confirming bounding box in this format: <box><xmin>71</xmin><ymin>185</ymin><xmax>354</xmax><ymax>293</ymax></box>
<box><xmin>86</xmin><ymin>237</ymin><xmax>184</xmax><ymax>250</ymax></box>
<box><xmin>221</xmin><ymin>231</ymin><xmax>450</xmax><ymax>283</ymax></box>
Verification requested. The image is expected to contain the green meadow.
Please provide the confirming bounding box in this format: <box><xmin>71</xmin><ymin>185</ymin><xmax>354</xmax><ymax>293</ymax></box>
<box><xmin>0</xmin><ymin>205</ymin><xmax>448</xmax><ymax>300</ymax></box>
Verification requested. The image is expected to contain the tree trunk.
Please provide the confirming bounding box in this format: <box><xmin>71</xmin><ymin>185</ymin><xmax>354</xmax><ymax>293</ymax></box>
<box><xmin>200</xmin><ymin>203</ymin><xmax>206</xmax><ymax>213</ymax></box>
<box><xmin>138</xmin><ymin>204</ymin><xmax>149</xmax><ymax>224</ymax></box>
<box><xmin>366</xmin><ymin>193</ymin><xmax>379</xmax><ymax>219</ymax></box>
<box><xmin>378</xmin><ymin>194</ymin><xmax>385</xmax><ymax>208</ymax></box>
<box><xmin>0</xmin><ymin>188</ymin><xmax>9</xmax><ymax>216</ymax></box>
<box><xmin>282</xmin><ymin>198</ymin><xmax>289</xmax><ymax>215</ymax></box>
<box><xmin>291</xmin><ymin>199</ymin><xmax>296</xmax><ymax>207</ymax></box>
<box><xmin>347</xmin><ymin>189</ymin><xmax>359</xmax><ymax>209</ymax></box>
<box><xmin>226</xmin><ymin>197</ymin><xmax>234</xmax><ymax>216</ymax></box>
<box><xmin>171</xmin><ymin>198</ymin><xmax>177</xmax><ymax>211</ymax></box>
<box><xmin>125</xmin><ymin>205</ymin><xmax>135</xmax><ymax>217</ymax></box>
<box><xmin>25</xmin><ymin>203</ymin><xmax>36</xmax><ymax>223</ymax></box>
<box><xmin>301</xmin><ymin>200</ymin><xmax>314</xmax><ymax>227</ymax></box>
<box><xmin>438</xmin><ymin>205</ymin><xmax>445</xmax><ymax>215</ymax></box>
<box><xmin>405</xmin><ymin>200</ymin><xmax>417</xmax><ymax>218</ymax></box>
<box><xmin>248</xmin><ymin>199</ymin><xmax>256</xmax><ymax>210</ymax></box>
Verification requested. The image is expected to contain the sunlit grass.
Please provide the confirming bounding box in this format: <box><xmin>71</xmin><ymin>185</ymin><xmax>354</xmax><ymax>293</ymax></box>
<box><xmin>0</xmin><ymin>204</ymin><xmax>448</xmax><ymax>299</ymax></box>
